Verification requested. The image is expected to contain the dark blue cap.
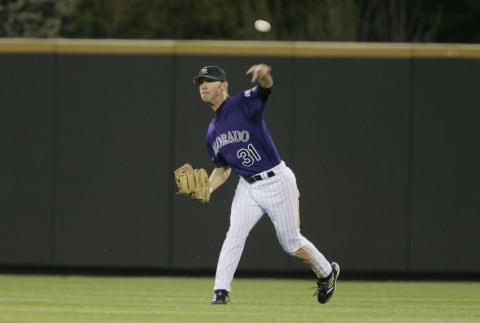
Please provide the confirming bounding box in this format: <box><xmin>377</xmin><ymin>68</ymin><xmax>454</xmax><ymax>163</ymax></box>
<box><xmin>193</xmin><ymin>66</ymin><xmax>227</xmax><ymax>84</ymax></box>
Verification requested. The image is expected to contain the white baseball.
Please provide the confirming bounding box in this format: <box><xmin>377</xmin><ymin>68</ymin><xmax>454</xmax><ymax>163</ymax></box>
<box><xmin>254</xmin><ymin>19</ymin><xmax>271</xmax><ymax>32</ymax></box>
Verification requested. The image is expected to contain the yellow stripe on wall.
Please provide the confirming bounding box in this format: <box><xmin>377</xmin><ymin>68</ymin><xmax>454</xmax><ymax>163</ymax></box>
<box><xmin>1</xmin><ymin>38</ymin><xmax>480</xmax><ymax>59</ymax></box>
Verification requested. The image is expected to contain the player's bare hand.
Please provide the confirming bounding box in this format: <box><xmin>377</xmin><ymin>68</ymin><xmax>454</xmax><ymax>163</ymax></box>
<box><xmin>246</xmin><ymin>64</ymin><xmax>273</xmax><ymax>88</ymax></box>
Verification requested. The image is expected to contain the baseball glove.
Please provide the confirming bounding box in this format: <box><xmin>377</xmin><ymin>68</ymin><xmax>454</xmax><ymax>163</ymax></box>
<box><xmin>174</xmin><ymin>163</ymin><xmax>210</xmax><ymax>203</ymax></box>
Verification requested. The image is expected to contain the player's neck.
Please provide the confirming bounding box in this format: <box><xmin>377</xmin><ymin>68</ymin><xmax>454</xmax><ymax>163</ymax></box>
<box><xmin>210</xmin><ymin>95</ymin><xmax>228</xmax><ymax>112</ymax></box>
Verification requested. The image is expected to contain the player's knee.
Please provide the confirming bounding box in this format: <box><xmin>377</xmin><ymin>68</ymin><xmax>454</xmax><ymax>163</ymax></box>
<box><xmin>281</xmin><ymin>240</ymin><xmax>302</xmax><ymax>255</ymax></box>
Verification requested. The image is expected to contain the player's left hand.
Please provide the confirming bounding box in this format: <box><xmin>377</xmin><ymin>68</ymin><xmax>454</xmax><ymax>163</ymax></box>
<box><xmin>174</xmin><ymin>163</ymin><xmax>211</xmax><ymax>203</ymax></box>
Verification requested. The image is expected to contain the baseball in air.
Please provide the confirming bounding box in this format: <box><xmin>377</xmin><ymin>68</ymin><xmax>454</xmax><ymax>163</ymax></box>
<box><xmin>254</xmin><ymin>19</ymin><xmax>271</xmax><ymax>32</ymax></box>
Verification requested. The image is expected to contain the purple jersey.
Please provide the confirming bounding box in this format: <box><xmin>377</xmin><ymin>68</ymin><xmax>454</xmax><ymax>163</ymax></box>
<box><xmin>206</xmin><ymin>85</ymin><xmax>281</xmax><ymax>177</ymax></box>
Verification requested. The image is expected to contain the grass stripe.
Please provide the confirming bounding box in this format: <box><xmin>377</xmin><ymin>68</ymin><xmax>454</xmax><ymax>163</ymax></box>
<box><xmin>0</xmin><ymin>275</ymin><xmax>479</xmax><ymax>322</ymax></box>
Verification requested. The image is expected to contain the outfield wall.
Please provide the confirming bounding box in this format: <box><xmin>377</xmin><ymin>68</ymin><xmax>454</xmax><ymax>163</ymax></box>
<box><xmin>1</xmin><ymin>39</ymin><xmax>479</xmax><ymax>275</ymax></box>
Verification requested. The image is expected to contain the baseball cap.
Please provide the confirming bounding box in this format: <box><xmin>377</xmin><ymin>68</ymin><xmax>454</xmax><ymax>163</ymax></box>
<box><xmin>193</xmin><ymin>65</ymin><xmax>227</xmax><ymax>84</ymax></box>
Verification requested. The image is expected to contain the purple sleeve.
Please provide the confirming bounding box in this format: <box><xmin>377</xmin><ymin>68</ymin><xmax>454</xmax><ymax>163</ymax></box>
<box><xmin>241</xmin><ymin>85</ymin><xmax>271</xmax><ymax>119</ymax></box>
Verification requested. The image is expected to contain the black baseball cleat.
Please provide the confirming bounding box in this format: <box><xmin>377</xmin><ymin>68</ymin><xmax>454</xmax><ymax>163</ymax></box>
<box><xmin>211</xmin><ymin>289</ymin><xmax>229</xmax><ymax>304</ymax></box>
<box><xmin>316</xmin><ymin>262</ymin><xmax>340</xmax><ymax>304</ymax></box>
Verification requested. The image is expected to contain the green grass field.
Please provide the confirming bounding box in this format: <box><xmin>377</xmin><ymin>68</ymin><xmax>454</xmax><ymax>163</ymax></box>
<box><xmin>0</xmin><ymin>274</ymin><xmax>479</xmax><ymax>323</ymax></box>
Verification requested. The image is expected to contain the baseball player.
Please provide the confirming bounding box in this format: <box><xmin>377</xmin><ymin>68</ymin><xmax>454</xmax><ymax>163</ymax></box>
<box><xmin>192</xmin><ymin>64</ymin><xmax>339</xmax><ymax>305</ymax></box>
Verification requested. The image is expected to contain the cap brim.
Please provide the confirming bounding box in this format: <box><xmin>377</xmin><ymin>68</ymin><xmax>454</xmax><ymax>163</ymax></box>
<box><xmin>193</xmin><ymin>75</ymin><xmax>223</xmax><ymax>84</ymax></box>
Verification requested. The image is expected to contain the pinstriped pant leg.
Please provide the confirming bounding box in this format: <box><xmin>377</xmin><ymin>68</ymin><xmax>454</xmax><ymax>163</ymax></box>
<box><xmin>213</xmin><ymin>180</ymin><xmax>264</xmax><ymax>292</ymax></box>
<box><xmin>259</xmin><ymin>166</ymin><xmax>332</xmax><ymax>278</ymax></box>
